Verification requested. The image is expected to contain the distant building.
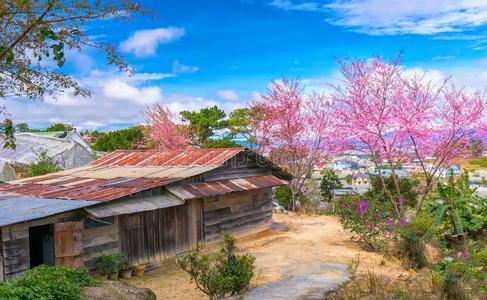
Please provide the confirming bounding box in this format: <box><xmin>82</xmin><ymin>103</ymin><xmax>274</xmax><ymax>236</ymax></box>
<box><xmin>437</xmin><ymin>164</ymin><xmax>461</xmax><ymax>178</ymax></box>
<box><xmin>82</xmin><ymin>133</ymin><xmax>97</xmax><ymax>144</ymax></box>
<box><xmin>333</xmin><ymin>159</ymin><xmax>359</xmax><ymax>171</ymax></box>
<box><xmin>402</xmin><ymin>162</ymin><xmax>422</xmax><ymax>173</ymax></box>
<box><xmin>352</xmin><ymin>172</ymin><xmax>370</xmax><ymax>186</ymax></box>
<box><xmin>369</xmin><ymin>169</ymin><xmax>409</xmax><ymax>178</ymax></box>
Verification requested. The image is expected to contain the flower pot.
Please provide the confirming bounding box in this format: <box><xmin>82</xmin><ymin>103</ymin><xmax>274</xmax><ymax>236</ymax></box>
<box><xmin>134</xmin><ymin>264</ymin><xmax>145</xmax><ymax>277</ymax></box>
<box><xmin>95</xmin><ymin>274</ymin><xmax>108</xmax><ymax>280</ymax></box>
<box><xmin>120</xmin><ymin>269</ymin><xmax>133</xmax><ymax>279</ymax></box>
<box><xmin>108</xmin><ymin>272</ymin><xmax>119</xmax><ymax>280</ymax></box>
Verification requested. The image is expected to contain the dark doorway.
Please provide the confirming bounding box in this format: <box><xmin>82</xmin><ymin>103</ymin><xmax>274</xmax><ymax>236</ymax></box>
<box><xmin>29</xmin><ymin>224</ymin><xmax>54</xmax><ymax>268</ymax></box>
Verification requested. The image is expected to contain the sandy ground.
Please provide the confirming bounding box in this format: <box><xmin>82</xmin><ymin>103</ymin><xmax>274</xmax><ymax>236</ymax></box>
<box><xmin>128</xmin><ymin>213</ymin><xmax>410</xmax><ymax>299</ymax></box>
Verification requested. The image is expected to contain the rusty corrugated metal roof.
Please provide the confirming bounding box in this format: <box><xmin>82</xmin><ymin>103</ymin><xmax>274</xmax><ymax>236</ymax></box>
<box><xmin>166</xmin><ymin>175</ymin><xmax>286</xmax><ymax>200</ymax></box>
<box><xmin>90</xmin><ymin>148</ymin><xmax>245</xmax><ymax>167</ymax></box>
<box><xmin>0</xmin><ymin>148</ymin><xmax>289</xmax><ymax>209</ymax></box>
<box><xmin>0</xmin><ymin>175</ymin><xmax>182</xmax><ymax>202</ymax></box>
<box><xmin>0</xmin><ymin>149</ymin><xmax>247</xmax><ymax>202</ymax></box>
<box><xmin>0</xmin><ymin>148</ymin><xmax>291</xmax><ymax>225</ymax></box>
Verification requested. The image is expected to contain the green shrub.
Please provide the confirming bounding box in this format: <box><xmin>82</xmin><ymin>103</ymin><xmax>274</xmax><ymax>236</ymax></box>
<box><xmin>365</xmin><ymin>174</ymin><xmax>419</xmax><ymax>208</ymax></box>
<box><xmin>274</xmin><ymin>185</ymin><xmax>292</xmax><ymax>210</ymax></box>
<box><xmin>0</xmin><ymin>265</ymin><xmax>96</xmax><ymax>300</ymax></box>
<box><xmin>400</xmin><ymin>228</ymin><xmax>428</xmax><ymax>270</ymax></box>
<box><xmin>336</xmin><ymin>195</ymin><xmax>403</xmax><ymax>250</ymax></box>
<box><xmin>441</xmin><ymin>272</ymin><xmax>469</xmax><ymax>300</ymax></box>
<box><xmin>26</xmin><ymin>150</ymin><xmax>62</xmax><ymax>177</ymax></box>
<box><xmin>218</xmin><ymin>234</ymin><xmax>255</xmax><ymax>294</ymax></box>
<box><xmin>177</xmin><ymin>234</ymin><xmax>255</xmax><ymax>299</ymax></box>
<box><xmin>95</xmin><ymin>254</ymin><xmax>120</xmax><ymax>275</ymax></box>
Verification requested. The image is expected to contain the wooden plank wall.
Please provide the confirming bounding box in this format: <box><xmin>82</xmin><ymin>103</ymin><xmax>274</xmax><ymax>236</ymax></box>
<box><xmin>82</xmin><ymin>217</ymin><xmax>120</xmax><ymax>272</ymax></box>
<box><xmin>203</xmin><ymin>187</ymin><xmax>273</xmax><ymax>242</ymax></box>
<box><xmin>119</xmin><ymin>199</ymin><xmax>202</xmax><ymax>265</ymax></box>
<box><xmin>0</xmin><ymin>228</ymin><xmax>3</xmax><ymax>282</ymax></box>
<box><xmin>203</xmin><ymin>153</ymin><xmax>272</xmax><ymax>181</ymax></box>
<box><xmin>0</xmin><ymin>211</ymin><xmax>79</xmax><ymax>280</ymax></box>
<box><xmin>1</xmin><ymin>223</ymin><xmax>29</xmax><ymax>279</ymax></box>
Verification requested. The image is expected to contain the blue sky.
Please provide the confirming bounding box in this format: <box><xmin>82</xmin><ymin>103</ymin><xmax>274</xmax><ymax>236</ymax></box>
<box><xmin>8</xmin><ymin>0</ymin><xmax>487</xmax><ymax>130</ymax></box>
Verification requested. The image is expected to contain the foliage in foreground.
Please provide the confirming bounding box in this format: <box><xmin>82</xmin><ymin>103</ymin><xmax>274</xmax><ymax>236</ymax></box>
<box><xmin>336</xmin><ymin>194</ymin><xmax>406</xmax><ymax>250</ymax></box>
<box><xmin>431</xmin><ymin>172</ymin><xmax>487</xmax><ymax>237</ymax></box>
<box><xmin>0</xmin><ymin>265</ymin><xmax>96</xmax><ymax>300</ymax></box>
<box><xmin>177</xmin><ymin>234</ymin><xmax>255</xmax><ymax>299</ymax></box>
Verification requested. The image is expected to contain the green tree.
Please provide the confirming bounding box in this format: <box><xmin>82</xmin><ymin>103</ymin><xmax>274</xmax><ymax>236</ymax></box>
<box><xmin>320</xmin><ymin>170</ymin><xmax>342</xmax><ymax>202</ymax></box>
<box><xmin>275</xmin><ymin>185</ymin><xmax>293</xmax><ymax>210</ymax></box>
<box><xmin>365</xmin><ymin>175</ymin><xmax>419</xmax><ymax>207</ymax></box>
<box><xmin>15</xmin><ymin>123</ymin><xmax>30</xmax><ymax>132</ymax></box>
<box><xmin>0</xmin><ymin>0</ymin><xmax>146</xmax><ymax>148</ymax></box>
<box><xmin>201</xmin><ymin>138</ymin><xmax>241</xmax><ymax>149</ymax></box>
<box><xmin>46</xmin><ymin>123</ymin><xmax>73</xmax><ymax>132</ymax></box>
<box><xmin>92</xmin><ymin>126</ymin><xmax>144</xmax><ymax>152</ymax></box>
<box><xmin>180</xmin><ymin>106</ymin><xmax>227</xmax><ymax>144</ymax></box>
<box><xmin>227</xmin><ymin>107</ymin><xmax>260</xmax><ymax>148</ymax></box>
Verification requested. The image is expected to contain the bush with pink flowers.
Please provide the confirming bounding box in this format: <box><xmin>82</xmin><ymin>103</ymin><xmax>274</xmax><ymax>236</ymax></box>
<box><xmin>336</xmin><ymin>195</ymin><xmax>407</xmax><ymax>250</ymax></box>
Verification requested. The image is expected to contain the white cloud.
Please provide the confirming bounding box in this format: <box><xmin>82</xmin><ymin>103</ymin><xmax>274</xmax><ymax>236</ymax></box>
<box><xmin>270</xmin><ymin>0</ymin><xmax>322</xmax><ymax>12</ymax></box>
<box><xmin>5</xmin><ymin>68</ymin><xmax>246</xmax><ymax>130</ymax></box>
<box><xmin>172</xmin><ymin>60</ymin><xmax>199</xmax><ymax>74</ymax></box>
<box><xmin>216</xmin><ymin>89</ymin><xmax>240</xmax><ymax>101</ymax></box>
<box><xmin>270</xmin><ymin>0</ymin><xmax>487</xmax><ymax>36</ymax></box>
<box><xmin>102</xmin><ymin>79</ymin><xmax>162</xmax><ymax>105</ymax></box>
<box><xmin>120</xmin><ymin>27</ymin><xmax>185</xmax><ymax>57</ymax></box>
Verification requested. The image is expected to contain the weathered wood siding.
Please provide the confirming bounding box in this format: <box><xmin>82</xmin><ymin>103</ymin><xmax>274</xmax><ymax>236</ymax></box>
<box><xmin>82</xmin><ymin>217</ymin><xmax>121</xmax><ymax>272</ymax></box>
<box><xmin>119</xmin><ymin>199</ymin><xmax>202</xmax><ymax>265</ymax></box>
<box><xmin>203</xmin><ymin>153</ymin><xmax>272</xmax><ymax>182</ymax></box>
<box><xmin>203</xmin><ymin>187</ymin><xmax>273</xmax><ymax>242</ymax></box>
<box><xmin>0</xmin><ymin>228</ymin><xmax>3</xmax><ymax>282</ymax></box>
<box><xmin>0</xmin><ymin>211</ymin><xmax>79</xmax><ymax>280</ymax></box>
<box><xmin>1</xmin><ymin>223</ymin><xmax>29</xmax><ymax>279</ymax></box>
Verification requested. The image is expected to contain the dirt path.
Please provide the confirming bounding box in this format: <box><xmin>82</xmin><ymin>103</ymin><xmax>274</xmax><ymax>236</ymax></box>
<box><xmin>128</xmin><ymin>213</ymin><xmax>408</xmax><ymax>299</ymax></box>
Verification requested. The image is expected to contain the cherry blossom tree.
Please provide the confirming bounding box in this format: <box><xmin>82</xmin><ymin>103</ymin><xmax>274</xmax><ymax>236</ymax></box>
<box><xmin>144</xmin><ymin>104</ymin><xmax>191</xmax><ymax>151</ymax></box>
<box><xmin>252</xmin><ymin>79</ymin><xmax>337</xmax><ymax>211</ymax></box>
<box><xmin>331</xmin><ymin>55</ymin><xmax>485</xmax><ymax>216</ymax></box>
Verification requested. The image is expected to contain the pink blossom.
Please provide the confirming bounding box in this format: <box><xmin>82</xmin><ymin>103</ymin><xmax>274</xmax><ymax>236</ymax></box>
<box><xmin>144</xmin><ymin>104</ymin><xmax>191</xmax><ymax>151</ymax></box>
<box><xmin>358</xmin><ymin>200</ymin><xmax>369</xmax><ymax>216</ymax></box>
<box><xmin>458</xmin><ymin>249</ymin><xmax>470</xmax><ymax>260</ymax></box>
<box><xmin>331</xmin><ymin>54</ymin><xmax>486</xmax><ymax>214</ymax></box>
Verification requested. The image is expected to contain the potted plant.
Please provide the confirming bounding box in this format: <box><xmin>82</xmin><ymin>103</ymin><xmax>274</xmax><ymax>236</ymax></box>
<box><xmin>106</xmin><ymin>255</ymin><xmax>120</xmax><ymax>280</ymax></box>
<box><xmin>134</xmin><ymin>263</ymin><xmax>145</xmax><ymax>277</ymax></box>
<box><xmin>117</xmin><ymin>253</ymin><xmax>133</xmax><ymax>279</ymax></box>
<box><xmin>95</xmin><ymin>255</ymin><xmax>111</xmax><ymax>280</ymax></box>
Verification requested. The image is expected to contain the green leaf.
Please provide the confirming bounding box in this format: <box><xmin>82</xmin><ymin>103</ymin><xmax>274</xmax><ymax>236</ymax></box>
<box><xmin>452</xmin><ymin>208</ymin><xmax>464</xmax><ymax>234</ymax></box>
<box><xmin>434</xmin><ymin>205</ymin><xmax>448</xmax><ymax>225</ymax></box>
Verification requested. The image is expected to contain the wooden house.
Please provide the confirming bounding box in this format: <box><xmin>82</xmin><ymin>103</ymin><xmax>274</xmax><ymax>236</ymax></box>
<box><xmin>0</xmin><ymin>148</ymin><xmax>290</xmax><ymax>281</ymax></box>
